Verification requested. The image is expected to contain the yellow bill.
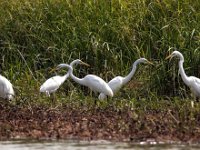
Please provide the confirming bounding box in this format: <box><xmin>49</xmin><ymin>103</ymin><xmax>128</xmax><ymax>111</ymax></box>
<box><xmin>165</xmin><ymin>54</ymin><xmax>172</xmax><ymax>61</ymax></box>
<box><xmin>80</xmin><ymin>61</ymin><xmax>90</xmax><ymax>67</ymax></box>
<box><xmin>49</xmin><ymin>67</ymin><xmax>57</xmax><ymax>73</ymax></box>
<box><xmin>147</xmin><ymin>60</ymin><xmax>154</xmax><ymax>65</ymax></box>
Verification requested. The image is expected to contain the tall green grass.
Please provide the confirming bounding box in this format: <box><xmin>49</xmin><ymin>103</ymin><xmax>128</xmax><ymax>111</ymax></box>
<box><xmin>0</xmin><ymin>0</ymin><xmax>199</xmax><ymax>101</ymax></box>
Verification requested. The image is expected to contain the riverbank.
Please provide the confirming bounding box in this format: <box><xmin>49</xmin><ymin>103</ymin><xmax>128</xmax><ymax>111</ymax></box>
<box><xmin>0</xmin><ymin>99</ymin><xmax>200</xmax><ymax>143</ymax></box>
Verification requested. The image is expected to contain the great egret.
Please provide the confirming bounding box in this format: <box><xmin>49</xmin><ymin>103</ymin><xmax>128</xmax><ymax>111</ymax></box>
<box><xmin>0</xmin><ymin>75</ymin><xmax>14</xmax><ymax>100</ymax></box>
<box><xmin>57</xmin><ymin>64</ymin><xmax>113</xmax><ymax>99</ymax></box>
<box><xmin>40</xmin><ymin>59</ymin><xmax>88</xmax><ymax>97</ymax></box>
<box><xmin>166</xmin><ymin>50</ymin><xmax>200</xmax><ymax>107</ymax></box>
<box><xmin>98</xmin><ymin>58</ymin><xmax>152</xmax><ymax>100</ymax></box>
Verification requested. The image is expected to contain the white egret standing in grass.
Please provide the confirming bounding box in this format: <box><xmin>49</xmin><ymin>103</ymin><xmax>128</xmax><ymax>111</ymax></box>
<box><xmin>166</xmin><ymin>50</ymin><xmax>200</xmax><ymax>107</ymax></box>
<box><xmin>0</xmin><ymin>74</ymin><xmax>14</xmax><ymax>100</ymax></box>
<box><xmin>40</xmin><ymin>59</ymin><xmax>87</xmax><ymax>97</ymax></box>
<box><xmin>98</xmin><ymin>58</ymin><xmax>153</xmax><ymax>100</ymax></box>
<box><xmin>57</xmin><ymin>63</ymin><xmax>113</xmax><ymax>100</ymax></box>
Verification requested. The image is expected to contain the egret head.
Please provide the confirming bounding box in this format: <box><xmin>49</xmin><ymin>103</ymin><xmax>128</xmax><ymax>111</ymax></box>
<box><xmin>57</xmin><ymin>63</ymin><xmax>69</xmax><ymax>70</ymax></box>
<box><xmin>165</xmin><ymin>51</ymin><xmax>183</xmax><ymax>61</ymax></box>
<box><xmin>70</xmin><ymin>59</ymin><xmax>90</xmax><ymax>67</ymax></box>
<box><xmin>49</xmin><ymin>64</ymin><xmax>70</xmax><ymax>73</ymax></box>
<box><xmin>135</xmin><ymin>58</ymin><xmax>153</xmax><ymax>65</ymax></box>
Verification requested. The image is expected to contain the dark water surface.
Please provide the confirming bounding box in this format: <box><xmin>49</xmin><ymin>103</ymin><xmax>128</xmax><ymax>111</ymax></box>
<box><xmin>0</xmin><ymin>140</ymin><xmax>200</xmax><ymax>150</ymax></box>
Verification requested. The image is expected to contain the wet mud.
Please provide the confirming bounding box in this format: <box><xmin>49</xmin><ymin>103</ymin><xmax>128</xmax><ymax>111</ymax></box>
<box><xmin>0</xmin><ymin>104</ymin><xmax>200</xmax><ymax>143</ymax></box>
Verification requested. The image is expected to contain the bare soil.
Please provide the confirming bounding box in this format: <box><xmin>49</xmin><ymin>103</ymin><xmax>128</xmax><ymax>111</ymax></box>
<box><xmin>0</xmin><ymin>104</ymin><xmax>200</xmax><ymax>143</ymax></box>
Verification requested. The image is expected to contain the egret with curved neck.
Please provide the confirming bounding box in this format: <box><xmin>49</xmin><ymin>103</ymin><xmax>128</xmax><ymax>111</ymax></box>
<box><xmin>40</xmin><ymin>59</ymin><xmax>86</xmax><ymax>97</ymax></box>
<box><xmin>57</xmin><ymin>63</ymin><xmax>113</xmax><ymax>98</ymax></box>
<box><xmin>98</xmin><ymin>58</ymin><xmax>152</xmax><ymax>100</ymax></box>
<box><xmin>166</xmin><ymin>51</ymin><xmax>200</xmax><ymax>106</ymax></box>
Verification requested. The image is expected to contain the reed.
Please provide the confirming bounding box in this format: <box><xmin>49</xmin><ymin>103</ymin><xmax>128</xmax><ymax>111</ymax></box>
<box><xmin>0</xmin><ymin>0</ymin><xmax>199</xmax><ymax>102</ymax></box>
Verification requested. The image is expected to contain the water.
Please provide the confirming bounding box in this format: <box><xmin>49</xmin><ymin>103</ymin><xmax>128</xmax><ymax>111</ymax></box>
<box><xmin>0</xmin><ymin>140</ymin><xmax>200</xmax><ymax>150</ymax></box>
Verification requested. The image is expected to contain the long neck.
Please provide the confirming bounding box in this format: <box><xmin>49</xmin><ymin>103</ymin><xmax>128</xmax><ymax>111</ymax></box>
<box><xmin>122</xmin><ymin>63</ymin><xmax>137</xmax><ymax>85</ymax></box>
<box><xmin>70</xmin><ymin>60</ymin><xmax>76</xmax><ymax>67</ymax></box>
<box><xmin>64</xmin><ymin>73</ymin><xmax>70</xmax><ymax>80</ymax></box>
<box><xmin>68</xmin><ymin>67</ymin><xmax>85</xmax><ymax>85</ymax></box>
<box><xmin>178</xmin><ymin>56</ymin><xmax>190</xmax><ymax>86</ymax></box>
<box><xmin>57</xmin><ymin>73</ymin><xmax>69</xmax><ymax>85</ymax></box>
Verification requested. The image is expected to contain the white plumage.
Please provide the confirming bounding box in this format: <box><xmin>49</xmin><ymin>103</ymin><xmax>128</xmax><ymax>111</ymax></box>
<box><xmin>0</xmin><ymin>75</ymin><xmax>14</xmax><ymax>100</ymax></box>
<box><xmin>98</xmin><ymin>58</ymin><xmax>152</xmax><ymax>100</ymax></box>
<box><xmin>40</xmin><ymin>75</ymin><xmax>68</xmax><ymax>97</ymax></box>
<box><xmin>40</xmin><ymin>59</ymin><xmax>84</xmax><ymax>97</ymax></box>
<box><xmin>57</xmin><ymin>64</ymin><xmax>113</xmax><ymax>98</ymax></box>
<box><xmin>166</xmin><ymin>51</ymin><xmax>200</xmax><ymax>98</ymax></box>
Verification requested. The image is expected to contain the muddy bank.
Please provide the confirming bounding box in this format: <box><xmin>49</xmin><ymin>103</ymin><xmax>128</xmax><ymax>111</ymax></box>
<box><xmin>0</xmin><ymin>104</ymin><xmax>200</xmax><ymax>143</ymax></box>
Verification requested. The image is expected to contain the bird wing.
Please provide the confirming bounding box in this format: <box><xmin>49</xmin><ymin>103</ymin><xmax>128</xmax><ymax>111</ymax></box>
<box><xmin>189</xmin><ymin>76</ymin><xmax>200</xmax><ymax>97</ymax></box>
<box><xmin>84</xmin><ymin>75</ymin><xmax>103</xmax><ymax>91</ymax></box>
<box><xmin>0</xmin><ymin>75</ymin><xmax>14</xmax><ymax>99</ymax></box>
<box><xmin>190</xmin><ymin>76</ymin><xmax>200</xmax><ymax>85</ymax></box>
<box><xmin>40</xmin><ymin>76</ymin><xmax>63</xmax><ymax>93</ymax></box>
<box><xmin>84</xmin><ymin>75</ymin><xmax>111</xmax><ymax>94</ymax></box>
<box><xmin>108</xmin><ymin>76</ymin><xmax>123</xmax><ymax>93</ymax></box>
<box><xmin>194</xmin><ymin>77</ymin><xmax>200</xmax><ymax>85</ymax></box>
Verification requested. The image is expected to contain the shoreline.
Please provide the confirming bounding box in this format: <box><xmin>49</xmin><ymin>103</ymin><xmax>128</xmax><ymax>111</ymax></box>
<box><xmin>0</xmin><ymin>104</ymin><xmax>200</xmax><ymax>143</ymax></box>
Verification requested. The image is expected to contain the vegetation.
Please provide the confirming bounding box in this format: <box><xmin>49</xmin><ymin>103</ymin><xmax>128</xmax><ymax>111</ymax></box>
<box><xmin>0</xmin><ymin>0</ymin><xmax>200</xmax><ymax>105</ymax></box>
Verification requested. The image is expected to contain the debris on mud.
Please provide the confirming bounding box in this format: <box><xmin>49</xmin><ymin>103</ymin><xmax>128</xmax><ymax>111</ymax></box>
<box><xmin>0</xmin><ymin>103</ymin><xmax>199</xmax><ymax>143</ymax></box>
